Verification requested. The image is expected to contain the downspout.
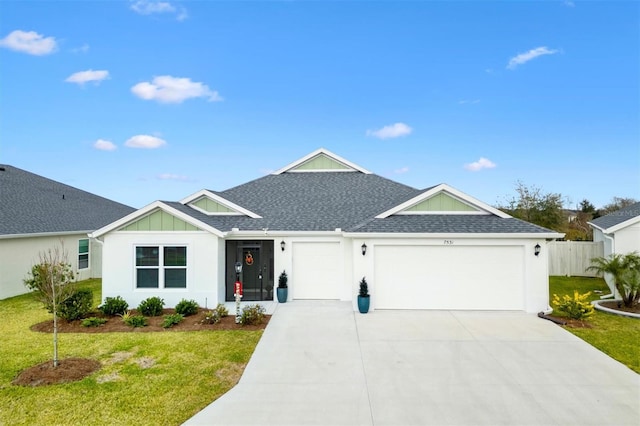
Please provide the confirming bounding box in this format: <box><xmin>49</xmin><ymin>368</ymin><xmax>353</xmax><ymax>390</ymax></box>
<box><xmin>600</xmin><ymin>233</ymin><xmax>615</xmax><ymax>299</ymax></box>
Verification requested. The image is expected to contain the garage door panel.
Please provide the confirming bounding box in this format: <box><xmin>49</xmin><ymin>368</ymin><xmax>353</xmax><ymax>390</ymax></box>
<box><xmin>293</xmin><ymin>242</ymin><xmax>342</xmax><ymax>299</ymax></box>
<box><xmin>374</xmin><ymin>246</ymin><xmax>524</xmax><ymax>310</ymax></box>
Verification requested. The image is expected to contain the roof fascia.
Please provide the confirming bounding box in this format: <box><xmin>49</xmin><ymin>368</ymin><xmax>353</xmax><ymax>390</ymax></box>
<box><xmin>375</xmin><ymin>184</ymin><xmax>511</xmax><ymax>219</ymax></box>
<box><xmin>343</xmin><ymin>231</ymin><xmax>565</xmax><ymax>239</ymax></box>
<box><xmin>0</xmin><ymin>231</ymin><xmax>92</xmax><ymax>240</ymax></box>
<box><xmin>179</xmin><ymin>189</ymin><xmax>262</xmax><ymax>218</ymax></box>
<box><xmin>272</xmin><ymin>148</ymin><xmax>372</xmax><ymax>175</ymax></box>
<box><xmin>89</xmin><ymin>201</ymin><xmax>225</xmax><ymax>238</ymax></box>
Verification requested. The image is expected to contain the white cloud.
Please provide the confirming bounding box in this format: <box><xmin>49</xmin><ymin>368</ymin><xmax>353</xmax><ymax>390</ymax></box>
<box><xmin>458</xmin><ymin>99</ymin><xmax>480</xmax><ymax>105</ymax></box>
<box><xmin>71</xmin><ymin>43</ymin><xmax>90</xmax><ymax>54</ymax></box>
<box><xmin>464</xmin><ymin>157</ymin><xmax>497</xmax><ymax>172</ymax></box>
<box><xmin>131</xmin><ymin>75</ymin><xmax>222</xmax><ymax>104</ymax></box>
<box><xmin>65</xmin><ymin>70</ymin><xmax>110</xmax><ymax>85</ymax></box>
<box><xmin>0</xmin><ymin>30</ymin><xmax>57</xmax><ymax>55</ymax></box>
<box><xmin>366</xmin><ymin>122</ymin><xmax>413</xmax><ymax>140</ymax></box>
<box><xmin>130</xmin><ymin>0</ymin><xmax>188</xmax><ymax>20</ymax></box>
<box><xmin>507</xmin><ymin>46</ymin><xmax>559</xmax><ymax>70</ymax></box>
<box><xmin>564</xmin><ymin>1</ymin><xmax>575</xmax><ymax>7</ymax></box>
<box><xmin>394</xmin><ymin>166</ymin><xmax>410</xmax><ymax>174</ymax></box>
<box><xmin>157</xmin><ymin>173</ymin><xmax>189</xmax><ymax>181</ymax></box>
<box><xmin>125</xmin><ymin>135</ymin><xmax>167</xmax><ymax>149</ymax></box>
<box><xmin>93</xmin><ymin>139</ymin><xmax>117</xmax><ymax>151</ymax></box>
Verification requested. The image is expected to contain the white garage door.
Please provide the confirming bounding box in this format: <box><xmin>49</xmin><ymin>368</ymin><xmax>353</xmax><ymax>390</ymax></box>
<box><xmin>292</xmin><ymin>242</ymin><xmax>342</xmax><ymax>299</ymax></box>
<box><xmin>374</xmin><ymin>245</ymin><xmax>524</xmax><ymax>310</ymax></box>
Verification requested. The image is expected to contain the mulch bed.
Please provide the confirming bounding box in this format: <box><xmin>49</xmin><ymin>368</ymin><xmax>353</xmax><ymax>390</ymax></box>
<box><xmin>18</xmin><ymin>309</ymin><xmax>269</xmax><ymax>387</ymax></box>
<box><xmin>30</xmin><ymin>308</ymin><xmax>270</xmax><ymax>333</ymax></box>
<box><xmin>598</xmin><ymin>301</ymin><xmax>640</xmax><ymax>314</ymax></box>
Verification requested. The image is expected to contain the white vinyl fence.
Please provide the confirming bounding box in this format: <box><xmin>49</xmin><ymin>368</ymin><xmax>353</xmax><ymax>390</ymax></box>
<box><xmin>548</xmin><ymin>241</ymin><xmax>604</xmax><ymax>277</ymax></box>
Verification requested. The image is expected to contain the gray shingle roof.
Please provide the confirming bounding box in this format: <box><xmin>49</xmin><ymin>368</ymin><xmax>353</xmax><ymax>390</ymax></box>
<box><xmin>0</xmin><ymin>165</ymin><xmax>135</xmax><ymax>236</ymax></box>
<box><xmin>166</xmin><ymin>172</ymin><xmax>557</xmax><ymax>235</ymax></box>
<box><xmin>589</xmin><ymin>202</ymin><xmax>640</xmax><ymax>231</ymax></box>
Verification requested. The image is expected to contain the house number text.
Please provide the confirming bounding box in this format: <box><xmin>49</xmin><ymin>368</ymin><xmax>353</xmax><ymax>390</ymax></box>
<box><xmin>443</xmin><ymin>240</ymin><xmax>454</xmax><ymax>245</ymax></box>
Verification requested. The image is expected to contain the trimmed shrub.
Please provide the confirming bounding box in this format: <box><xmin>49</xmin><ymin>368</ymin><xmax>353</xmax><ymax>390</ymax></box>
<box><xmin>59</xmin><ymin>288</ymin><xmax>93</xmax><ymax>321</ymax></box>
<box><xmin>138</xmin><ymin>297</ymin><xmax>164</xmax><ymax>317</ymax></box>
<box><xmin>99</xmin><ymin>296</ymin><xmax>129</xmax><ymax>316</ymax></box>
<box><xmin>201</xmin><ymin>304</ymin><xmax>228</xmax><ymax>325</ymax></box>
<box><xmin>175</xmin><ymin>299</ymin><xmax>199</xmax><ymax>316</ymax></box>
<box><xmin>81</xmin><ymin>317</ymin><xmax>107</xmax><ymax>327</ymax></box>
<box><xmin>552</xmin><ymin>291</ymin><xmax>594</xmax><ymax>320</ymax></box>
<box><xmin>121</xmin><ymin>312</ymin><xmax>148</xmax><ymax>328</ymax></box>
<box><xmin>240</xmin><ymin>304</ymin><xmax>266</xmax><ymax>326</ymax></box>
<box><xmin>162</xmin><ymin>313</ymin><xmax>184</xmax><ymax>328</ymax></box>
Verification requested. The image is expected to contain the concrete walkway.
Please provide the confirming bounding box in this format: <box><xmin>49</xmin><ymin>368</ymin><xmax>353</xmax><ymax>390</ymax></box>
<box><xmin>186</xmin><ymin>301</ymin><xmax>639</xmax><ymax>426</ymax></box>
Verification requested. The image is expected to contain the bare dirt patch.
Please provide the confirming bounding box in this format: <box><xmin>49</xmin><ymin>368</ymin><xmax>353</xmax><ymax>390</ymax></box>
<box><xmin>18</xmin><ymin>309</ymin><xmax>269</xmax><ymax>387</ymax></box>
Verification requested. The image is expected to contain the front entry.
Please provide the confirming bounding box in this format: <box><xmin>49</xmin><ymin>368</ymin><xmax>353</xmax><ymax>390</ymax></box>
<box><xmin>225</xmin><ymin>241</ymin><xmax>274</xmax><ymax>301</ymax></box>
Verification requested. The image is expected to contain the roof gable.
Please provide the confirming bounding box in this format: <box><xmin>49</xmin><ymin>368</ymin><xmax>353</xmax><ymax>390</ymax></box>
<box><xmin>119</xmin><ymin>209</ymin><xmax>201</xmax><ymax>231</ymax></box>
<box><xmin>589</xmin><ymin>202</ymin><xmax>640</xmax><ymax>233</ymax></box>
<box><xmin>376</xmin><ymin>184</ymin><xmax>511</xmax><ymax>219</ymax></box>
<box><xmin>273</xmin><ymin>148</ymin><xmax>371</xmax><ymax>174</ymax></box>
<box><xmin>180</xmin><ymin>190</ymin><xmax>262</xmax><ymax>218</ymax></box>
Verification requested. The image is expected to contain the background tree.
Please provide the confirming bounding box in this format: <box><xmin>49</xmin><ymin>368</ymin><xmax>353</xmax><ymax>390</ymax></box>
<box><xmin>498</xmin><ymin>181</ymin><xmax>565</xmax><ymax>231</ymax></box>
<box><xmin>598</xmin><ymin>197</ymin><xmax>638</xmax><ymax>216</ymax></box>
<box><xmin>23</xmin><ymin>246</ymin><xmax>76</xmax><ymax>367</ymax></box>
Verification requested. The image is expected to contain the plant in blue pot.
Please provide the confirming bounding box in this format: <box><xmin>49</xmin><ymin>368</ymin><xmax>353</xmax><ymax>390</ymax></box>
<box><xmin>277</xmin><ymin>270</ymin><xmax>288</xmax><ymax>303</ymax></box>
<box><xmin>357</xmin><ymin>277</ymin><xmax>370</xmax><ymax>313</ymax></box>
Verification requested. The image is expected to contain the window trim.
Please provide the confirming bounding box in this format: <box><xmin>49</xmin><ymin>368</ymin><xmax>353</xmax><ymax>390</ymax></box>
<box><xmin>134</xmin><ymin>245</ymin><xmax>188</xmax><ymax>290</ymax></box>
<box><xmin>78</xmin><ymin>238</ymin><xmax>90</xmax><ymax>270</ymax></box>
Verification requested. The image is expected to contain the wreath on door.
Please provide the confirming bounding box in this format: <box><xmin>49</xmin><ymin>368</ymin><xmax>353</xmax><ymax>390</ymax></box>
<box><xmin>244</xmin><ymin>252</ymin><xmax>254</xmax><ymax>266</ymax></box>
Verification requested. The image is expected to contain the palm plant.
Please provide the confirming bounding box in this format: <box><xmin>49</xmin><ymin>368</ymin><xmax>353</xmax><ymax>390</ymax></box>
<box><xmin>587</xmin><ymin>252</ymin><xmax>640</xmax><ymax>308</ymax></box>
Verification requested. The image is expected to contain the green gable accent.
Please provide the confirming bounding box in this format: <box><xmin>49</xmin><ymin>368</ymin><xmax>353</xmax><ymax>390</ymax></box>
<box><xmin>191</xmin><ymin>197</ymin><xmax>235</xmax><ymax>213</ymax></box>
<box><xmin>293</xmin><ymin>154</ymin><xmax>351</xmax><ymax>171</ymax></box>
<box><xmin>120</xmin><ymin>210</ymin><xmax>200</xmax><ymax>231</ymax></box>
<box><xmin>406</xmin><ymin>193</ymin><xmax>478</xmax><ymax>212</ymax></box>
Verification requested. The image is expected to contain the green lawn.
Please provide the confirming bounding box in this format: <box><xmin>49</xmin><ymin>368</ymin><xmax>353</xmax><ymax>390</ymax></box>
<box><xmin>0</xmin><ymin>279</ymin><xmax>263</xmax><ymax>425</ymax></box>
<box><xmin>549</xmin><ymin>276</ymin><xmax>640</xmax><ymax>374</ymax></box>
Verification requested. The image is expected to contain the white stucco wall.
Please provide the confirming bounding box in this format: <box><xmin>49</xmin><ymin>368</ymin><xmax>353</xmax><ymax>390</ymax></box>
<box><xmin>614</xmin><ymin>223</ymin><xmax>640</xmax><ymax>254</ymax></box>
<box><xmin>100</xmin><ymin>231</ymin><xmax>221</xmax><ymax>308</ymax></box>
<box><xmin>0</xmin><ymin>233</ymin><xmax>95</xmax><ymax>300</ymax></box>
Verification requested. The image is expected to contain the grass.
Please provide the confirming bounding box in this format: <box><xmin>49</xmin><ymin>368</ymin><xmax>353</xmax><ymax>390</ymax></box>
<box><xmin>0</xmin><ymin>279</ymin><xmax>263</xmax><ymax>425</ymax></box>
<box><xmin>549</xmin><ymin>276</ymin><xmax>640</xmax><ymax>374</ymax></box>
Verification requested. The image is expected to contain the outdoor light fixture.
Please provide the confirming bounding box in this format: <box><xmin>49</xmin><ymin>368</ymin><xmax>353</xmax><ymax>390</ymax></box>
<box><xmin>280</xmin><ymin>240</ymin><xmax>286</xmax><ymax>252</ymax></box>
<box><xmin>361</xmin><ymin>243</ymin><xmax>367</xmax><ymax>256</ymax></box>
<box><xmin>234</xmin><ymin>261</ymin><xmax>243</xmax><ymax>274</ymax></box>
<box><xmin>534</xmin><ymin>244</ymin><xmax>541</xmax><ymax>257</ymax></box>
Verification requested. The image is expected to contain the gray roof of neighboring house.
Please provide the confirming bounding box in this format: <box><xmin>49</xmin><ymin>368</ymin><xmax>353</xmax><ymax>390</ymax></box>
<box><xmin>0</xmin><ymin>165</ymin><xmax>135</xmax><ymax>236</ymax></box>
<box><xmin>589</xmin><ymin>202</ymin><xmax>640</xmax><ymax>231</ymax></box>
<box><xmin>164</xmin><ymin>172</ymin><xmax>557</xmax><ymax>235</ymax></box>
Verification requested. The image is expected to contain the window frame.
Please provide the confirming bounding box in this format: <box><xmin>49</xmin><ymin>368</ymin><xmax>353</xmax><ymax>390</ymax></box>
<box><xmin>78</xmin><ymin>238</ymin><xmax>89</xmax><ymax>270</ymax></box>
<box><xmin>134</xmin><ymin>245</ymin><xmax>188</xmax><ymax>290</ymax></box>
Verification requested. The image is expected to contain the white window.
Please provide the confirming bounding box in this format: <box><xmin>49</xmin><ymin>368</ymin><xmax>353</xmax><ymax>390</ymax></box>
<box><xmin>135</xmin><ymin>246</ymin><xmax>187</xmax><ymax>289</ymax></box>
<box><xmin>78</xmin><ymin>239</ymin><xmax>89</xmax><ymax>270</ymax></box>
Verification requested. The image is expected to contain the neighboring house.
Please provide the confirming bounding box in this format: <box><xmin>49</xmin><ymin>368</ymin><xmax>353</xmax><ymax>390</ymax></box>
<box><xmin>0</xmin><ymin>165</ymin><xmax>135</xmax><ymax>299</ymax></box>
<box><xmin>90</xmin><ymin>149</ymin><xmax>563</xmax><ymax>313</ymax></box>
<box><xmin>588</xmin><ymin>202</ymin><xmax>640</xmax><ymax>294</ymax></box>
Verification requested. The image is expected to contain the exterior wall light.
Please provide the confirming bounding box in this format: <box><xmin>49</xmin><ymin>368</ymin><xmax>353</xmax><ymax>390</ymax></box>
<box><xmin>361</xmin><ymin>243</ymin><xmax>367</xmax><ymax>256</ymax></box>
<box><xmin>534</xmin><ymin>243</ymin><xmax>541</xmax><ymax>256</ymax></box>
<box><xmin>280</xmin><ymin>240</ymin><xmax>286</xmax><ymax>252</ymax></box>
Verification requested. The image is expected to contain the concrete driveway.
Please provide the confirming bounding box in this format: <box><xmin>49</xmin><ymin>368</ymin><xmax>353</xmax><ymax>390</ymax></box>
<box><xmin>185</xmin><ymin>301</ymin><xmax>639</xmax><ymax>426</ymax></box>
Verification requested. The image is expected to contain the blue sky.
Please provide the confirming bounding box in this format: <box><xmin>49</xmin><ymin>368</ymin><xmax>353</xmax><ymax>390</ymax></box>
<box><xmin>1</xmin><ymin>1</ymin><xmax>638</xmax><ymax>209</ymax></box>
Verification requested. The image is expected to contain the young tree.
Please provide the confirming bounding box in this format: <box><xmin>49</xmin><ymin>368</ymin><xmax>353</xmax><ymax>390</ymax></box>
<box><xmin>23</xmin><ymin>246</ymin><xmax>76</xmax><ymax>367</ymax></box>
<box><xmin>587</xmin><ymin>252</ymin><xmax>640</xmax><ymax>308</ymax></box>
<box><xmin>498</xmin><ymin>181</ymin><xmax>565</xmax><ymax>231</ymax></box>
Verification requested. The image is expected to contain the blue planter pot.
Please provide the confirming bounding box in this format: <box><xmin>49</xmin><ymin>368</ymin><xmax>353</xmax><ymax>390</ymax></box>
<box><xmin>357</xmin><ymin>296</ymin><xmax>370</xmax><ymax>313</ymax></box>
<box><xmin>277</xmin><ymin>287</ymin><xmax>288</xmax><ymax>303</ymax></box>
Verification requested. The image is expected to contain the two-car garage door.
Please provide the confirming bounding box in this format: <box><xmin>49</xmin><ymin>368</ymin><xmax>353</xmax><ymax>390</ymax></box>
<box><xmin>374</xmin><ymin>245</ymin><xmax>525</xmax><ymax>310</ymax></box>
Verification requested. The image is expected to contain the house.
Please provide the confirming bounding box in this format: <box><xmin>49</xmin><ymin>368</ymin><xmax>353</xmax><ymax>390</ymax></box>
<box><xmin>588</xmin><ymin>202</ymin><xmax>640</xmax><ymax>294</ymax></box>
<box><xmin>90</xmin><ymin>149</ymin><xmax>563</xmax><ymax>313</ymax></box>
<box><xmin>0</xmin><ymin>165</ymin><xmax>135</xmax><ymax>299</ymax></box>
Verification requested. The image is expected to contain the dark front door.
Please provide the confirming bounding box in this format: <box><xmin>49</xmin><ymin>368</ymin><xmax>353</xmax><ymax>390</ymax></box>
<box><xmin>226</xmin><ymin>241</ymin><xmax>274</xmax><ymax>302</ymax></box>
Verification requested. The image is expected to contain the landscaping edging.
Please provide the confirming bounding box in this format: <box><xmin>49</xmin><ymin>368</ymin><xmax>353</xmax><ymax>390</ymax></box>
<box><xmin>592</xmin><ymin>300</ymin><xmax>640</xmax><ymax>319</ymax></box>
